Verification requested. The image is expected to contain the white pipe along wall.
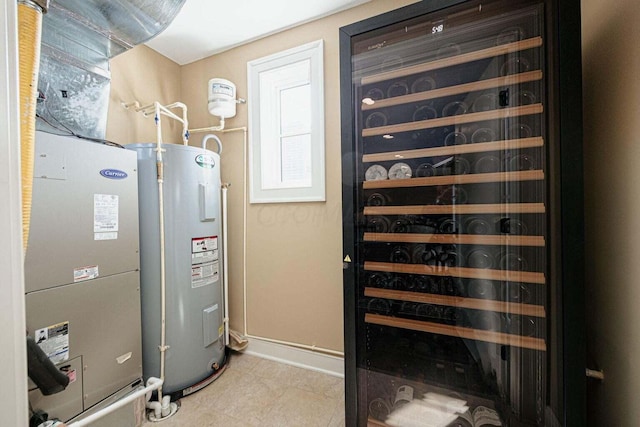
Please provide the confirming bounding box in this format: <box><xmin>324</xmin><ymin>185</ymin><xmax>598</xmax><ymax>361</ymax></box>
<box><xmin>66</xmin><ymin>377</ymin><xmax>163</xmax><ymax>427</ymax></box>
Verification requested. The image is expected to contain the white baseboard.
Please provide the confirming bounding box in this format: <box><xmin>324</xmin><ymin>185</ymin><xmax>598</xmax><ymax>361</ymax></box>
<box><xmin>243</xmin><ymin>336</ymin><xmax>344</xmax><ymax>378</ymax></box>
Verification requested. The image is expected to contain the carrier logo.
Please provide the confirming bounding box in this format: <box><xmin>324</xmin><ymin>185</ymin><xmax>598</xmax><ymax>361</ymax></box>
<box><xmin>195</xmin><ymin>154</ymin><xmax>215</xmax><ymax>169</ymax></box>
<box><xmin>100</xmin><ymin>169</ymin><xmax>128</xmax><ymax>179</ymax></box>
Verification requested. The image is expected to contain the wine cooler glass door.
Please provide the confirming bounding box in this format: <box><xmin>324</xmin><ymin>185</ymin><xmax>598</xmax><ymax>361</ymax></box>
<box><xmin>343</xmin><ymin>1</ymin><xmax>559</xmax><ymax>425</ymax></box>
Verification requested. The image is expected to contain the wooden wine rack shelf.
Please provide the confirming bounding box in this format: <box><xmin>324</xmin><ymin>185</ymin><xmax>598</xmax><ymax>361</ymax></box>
<box><xmin>363</xmin><ymin>232</ymin><xmax>545</xmax><ymax>247</ymax></box>
<box><xmin>363</xmin><ymin>104</ymin><xmax>543</xmax><ymax>138</ymax></box>
<box><xmin>362</xmin><ymin>137</ymin><xmax>544</xmax><ymax>163</ymax></box>
<box><xmin>364</xmin><ymin>287</ymin><xmax>546</xmax><ymax>318</ymax></box>
<box><xmin>362</xmin><ymin>70</ymin><xmax>543</xmax><ymax>111</ymax></box>
<box><xmin>365</xmin><ymin>313</ymin><xmax>547</xmax><ymax>351</ymax></box>
<box><xmin>364</xmin><ymin>261</ymin><xmax>546</xmax><ymax>285</ymax></box>
<box><xmin>363</xmin><ymin>170</ymin><xmax>544</xmax><ymax>189</ymax></box>
<box><xmin>363</xmin><ymin>203</ymin><xmax>545</xmax><ymax>216</ymax></box>
<box><xmin>361</xmin><ymin>37</ymin><xmax>543</xmax><ymax>85</ymax></box>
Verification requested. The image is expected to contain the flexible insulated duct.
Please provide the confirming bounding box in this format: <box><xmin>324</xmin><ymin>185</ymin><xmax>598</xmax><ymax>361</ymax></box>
<box><xmin>17</xmin><ymin>0</ymin><xmax>48</xmax><ymax>253</ymax></box>
<box><xmin>35</xmin><ymin>0</ymin><xmax>186</xmax><ymax>139</ymax></box>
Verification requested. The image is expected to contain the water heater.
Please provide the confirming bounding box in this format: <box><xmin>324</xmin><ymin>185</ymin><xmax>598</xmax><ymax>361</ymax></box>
<box><xmin>127</xmin><ymin>143</ymin><xmax>226</xmax><ymax>399</ymax></box>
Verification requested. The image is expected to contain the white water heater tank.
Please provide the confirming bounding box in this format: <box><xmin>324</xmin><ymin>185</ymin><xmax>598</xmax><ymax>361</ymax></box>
<box><xmin>208</xmin><ymin>78</ymin><xmax>236</xmax><ymax>118</ymax></box>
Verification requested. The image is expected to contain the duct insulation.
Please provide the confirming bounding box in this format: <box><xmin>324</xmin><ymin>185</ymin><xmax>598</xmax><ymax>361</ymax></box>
<box><xmin>35</xmin><ymin>0</ymin><xmax>185</xmax><ymax>139</ymax></box>
<box><xmin>18</xmin><ymin>0</ymin><xmax>47</xmax><ymax>253</ymax></box>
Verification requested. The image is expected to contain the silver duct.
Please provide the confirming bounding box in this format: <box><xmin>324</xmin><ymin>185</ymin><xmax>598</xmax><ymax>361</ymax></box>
<box><xmin>35</xmin><ymin>0</ymin><xmax>185</xmax><ymax>139</ymax></box>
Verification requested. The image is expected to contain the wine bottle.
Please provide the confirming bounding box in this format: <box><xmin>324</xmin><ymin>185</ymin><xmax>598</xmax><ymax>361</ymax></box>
<box><xmin>507</xmin><ymin>314</ymin><xmax>537</xmax><ymax>337</ymax></box>
<box><xmin>496</xmin><ymin>217</ymin><xmax>528</xmax><ymax>235</ymax></box>
<box><xmin>499</xmin><ymin>251</ymin><xmax>528</xmax><ymax>271</ymax></box>
<box><xmin>444</xmin><ymin>130</ymin><xmax>468</xmax><ymax>146</ymax></box>
<box><xmin>464</xmin><ymin>217</ymin><xmax>492</xmax><ymax>234</ymax></box>
<box><xmin>366</xmin><ymin>192</ymin><xmax>389</xmax><ymax>206</ymax></box>
<box><xmin>412</xmin><ymin>104</ymin><xmax>438</xmax><ymax>121</ymax></box>
<box><xmin>390</xmin><ymin>216</ymin><xmax>412</xmax><ymax>233</ymax></box>
<box><xmin>363</xmin><ymin>87</ymin><xmax>385</xmax><ymax>102</ymax></box>
<box><xmin>467</xmin><ymin>279</ymin><xmax>497</xmax><ymax>300</ymax></box>
<box><xmin>412</xmin><ymin>244</ymin><xmax>438</xmax><ymax>265</ymax></box>
<box><xmin>387</xmin><ymin>80</ymin><xmax>409</xmax><ymax>98</ymax></box>
<box><xmin>438</xmin><ymin>217</ymin><xmax>461</xmax><ymax>234</ymax></box>
<box><xmin>388</xmin><ymin>276</ymin><xmax>407</xmax><ymax>291</ymax></box>
<box><xmin>389</xmin><ymin>245</ymin><xmax>411</xmax><ymax>264</ymax></box>
<box><xmin>505</xmin><ymin>283</ymin><xmax>531</xmax><ymax>304</ymax></box>
<box><xmin>367</xmin><ymin>298</ymin><xmax>391</xmax><ymax>314</ymax></box>
<box><xmin>473</xmin><ymin>155</ymin><xmax>501</xmax><ymax>173</ymax></box>
<box><xmin>364</xmin><ymin>111</ymin><xmax>388</xmax><ymax>128</ymax></box>
<box><xmin>466</xmin><ymin>248</ymin><xmax>494</xmax><ymax>269</ymax></box>
<box><xmin>410</xmin><ymin>75</ymin><xmax>437</xmax><ymax>93</ymax></box>
<box><xmin>367</xmin><ymin>216</ymin><xmax>391</xmax><ymax>233</ymax></box>
<box><xmin>366</xmin><ymin>272</ymin><xmax>391</xmax><ymax>289</ymax></box>
<box><xmin>472</xmin><ymin>311</ymin><xmax>503</xmax><ymax>332</ymax></box>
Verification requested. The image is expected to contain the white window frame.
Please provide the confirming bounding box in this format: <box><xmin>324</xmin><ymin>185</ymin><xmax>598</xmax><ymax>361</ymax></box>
<box><xmin>247</xmin><ymin>39</ymin><xmax>325</xmax><ymax>203</ymax></box>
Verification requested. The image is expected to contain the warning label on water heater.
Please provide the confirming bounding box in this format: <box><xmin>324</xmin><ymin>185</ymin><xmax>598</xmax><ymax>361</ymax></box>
<box><xmin>191</xmin><ymin>261</ymin><xmax>219</xmax><ymax>288</ymax></box>
<box><xmin>191</xmin><ymin>236</ymin><xmax>219</xmax><ymax>288</ymax></box>
<box><xmin>192</xmin><ymin>236</ymin><xmax>218</xmax><ymax>253</ymax></box>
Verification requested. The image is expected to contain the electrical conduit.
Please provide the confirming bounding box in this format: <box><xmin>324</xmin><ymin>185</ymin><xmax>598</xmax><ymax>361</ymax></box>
<box><xmin>17</xmin><ymin>0</ymin><xmax>48</xmax><ymax>253</ymax></box>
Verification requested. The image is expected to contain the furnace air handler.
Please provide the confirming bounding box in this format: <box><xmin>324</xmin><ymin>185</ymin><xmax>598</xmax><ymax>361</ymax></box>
<box><xmin>25</xmin><ymin>131</ymin><xmax>142</xmax><ymax>425</ymax></box>
<box><xmin>127</xmin><ymin>143</ymin><xmax>227</xmax><ymax>399</ymax></box>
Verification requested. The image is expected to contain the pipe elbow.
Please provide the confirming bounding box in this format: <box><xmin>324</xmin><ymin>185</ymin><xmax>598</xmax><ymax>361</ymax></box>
<box><xmin>202</xmin><ymin>134</ymin><xmax>223</xmax><ymax>154</ymax></box>
<box><xmin>146</xmin><ymin>401</ymin><xmax>162</xmax><ymax>419</ymax></box>
<box><xmin>146</xmin><ymin>377</ymin><xmax>163</xmax><ymax>388</ymax></box>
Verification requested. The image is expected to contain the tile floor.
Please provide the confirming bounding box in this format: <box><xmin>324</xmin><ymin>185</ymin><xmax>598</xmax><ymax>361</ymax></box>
<box><xmin>143</xmin><ymin>352</ymin><xmax>346</xmax><ymax>426</ymax></box>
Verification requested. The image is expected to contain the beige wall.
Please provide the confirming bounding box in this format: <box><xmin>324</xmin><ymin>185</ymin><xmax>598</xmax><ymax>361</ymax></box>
<box><xmin>181</xmin><ymin>0</ymin><xmax>418</xmax><ymax>352</ymax></box>
<box><xmin>582</xmin><ymin>0</ymin><xmax>640</xmax><ymax>424</ymax></box>
<box><xmin>107</xmin><ymin>0</ymin><xmax>419</xmax><ymax>354</ymax></box>
<box><xmin>107</xmin><ymin>45</ymin><xmax>183</xmax><ymax>145</ymax></box>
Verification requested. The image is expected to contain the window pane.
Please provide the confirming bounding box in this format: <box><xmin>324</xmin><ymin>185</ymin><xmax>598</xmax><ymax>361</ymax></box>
<box><xmin>281</xmin><ymin>134</ymin><xmax>311</xmax><ymax>187</ymax></box>
<box><xmin>280</xmin><ymin>84</ymin><xmax>311</xmax><ymax>136</ymax></box>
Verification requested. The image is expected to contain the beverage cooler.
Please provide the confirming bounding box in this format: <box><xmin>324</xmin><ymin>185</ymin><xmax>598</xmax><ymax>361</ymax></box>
<box><xmin>339</xmin><ymin>0</ymin><xmax>584</xmax><ymax>426</ymax></box>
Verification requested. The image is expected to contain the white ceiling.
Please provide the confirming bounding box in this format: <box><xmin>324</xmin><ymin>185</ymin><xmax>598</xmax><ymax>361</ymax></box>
<box><xmin>145</xmin><ymin>0</ymin><xmax>371</xmax><ymax>65</ymax></box>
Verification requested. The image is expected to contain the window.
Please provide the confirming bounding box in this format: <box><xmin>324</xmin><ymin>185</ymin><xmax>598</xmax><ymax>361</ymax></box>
<box><xmin>248</xmin><ymin>40</ymin><xmax>325</xmax><ymax>203</ymax></box>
